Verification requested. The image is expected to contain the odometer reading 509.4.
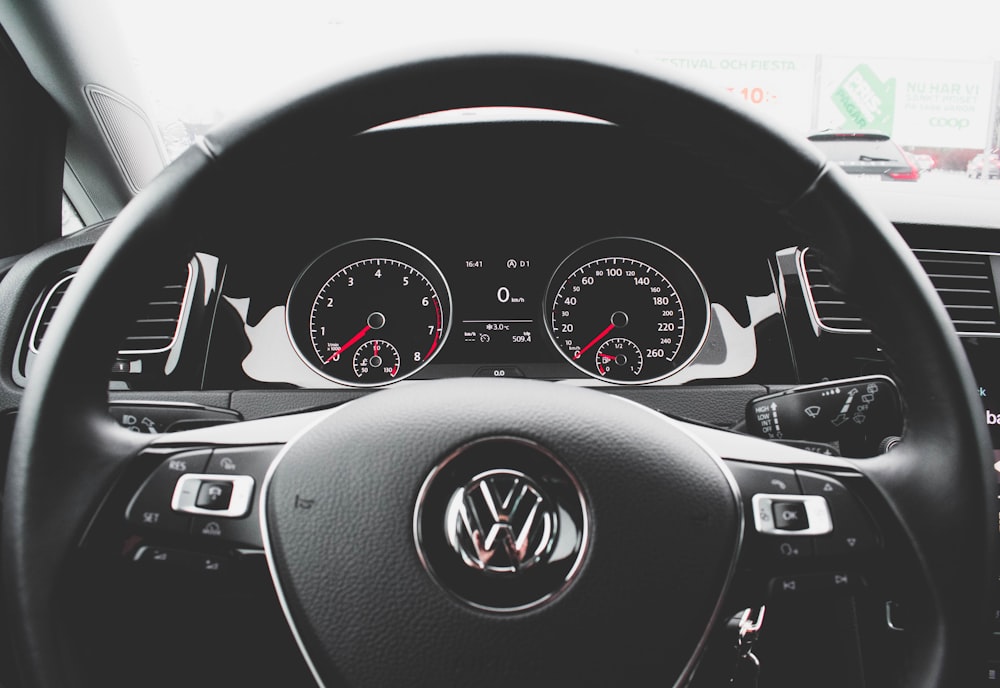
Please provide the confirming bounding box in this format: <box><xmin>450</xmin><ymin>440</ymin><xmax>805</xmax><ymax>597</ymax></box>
<box><xmin>546</xmin><ymin>238</ymin><xmax>709</xmax><ymax>384</ymax></box>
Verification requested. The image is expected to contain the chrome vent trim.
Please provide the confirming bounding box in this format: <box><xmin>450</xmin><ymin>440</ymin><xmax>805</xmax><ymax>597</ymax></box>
<box><xmin>28</xmin><ymin>274</ymin><xmax>75</xmax><ymax>352</ymax></box>
<box><xmin>797</xmin><ymin>248</ymin><xmax>870</xmax><ymax>334</ymax></box>
<box><xmin>798</xmin><ymin>247</ymin><xmax>1000</xmax><ymax>337</ymax></box>
<box><xmin>30</xmin><ymin>262</ymin><xmax>194</xmax><ymax>356</ymax></box>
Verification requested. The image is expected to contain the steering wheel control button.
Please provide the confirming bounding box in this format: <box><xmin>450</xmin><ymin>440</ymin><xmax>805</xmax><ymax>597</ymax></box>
<box><xmin>133</xmin><ymin>545</ymin><xmax>188</xmax><ymax>570</ymax></box>
<box><xmin>206</xmin><ymin>445</ymin><xmax>282</xmax><ymax>480</ymax></box>
<box><xmin>171</xmin><ymin>474</ymin><xmax>254</xmax><ymax>518</ymax></box>
<box><xmin>132</xmin><ymin>546</ymin><xmax>231</xmax><ymax>577</ymax></box>
<box><xmin>195</xmin><ymin>481</ymin><xmax>234</xmax><ymax>510</ymax></box>
<box><xmin>414</xmin><ymin>436</ymin><xmax>589</xmax><ymax>611</ymax></box>
<box><xmin>189</xmin><ymin>514</ymin><xmax>263</xmax><ymax>548</ymax></box>
<box><xmin>724</xmin><ymin>461</ymin><xmax>799</xmax><ymax>496</ymax></box>
<box><xmin>767</xmin><ymin>538</ymin><xmax>813</xmax><ymax>560</ymax></box>
<box><xmin>771</xmin><ymin>501</ymin><xmax>809</xmax><ymax>530</ymax></box>
<box><xmin>768</xmin><ymin>572</ymin><xmax>858</xmax><ymax>597</ymax></box>
<box><xmin>125</xmin><ymin>449</ymin><xmax>212</xmax><ymax>534</ymax></box>
<box><xmin>796</xmin><ymin>471</ymin><xmax>880</xmax><ymax>556</ymax></box>
<box><xmin>751</xmin><ymin>494</ymin><xmax>832</xmax><ymax>536</ymax></box>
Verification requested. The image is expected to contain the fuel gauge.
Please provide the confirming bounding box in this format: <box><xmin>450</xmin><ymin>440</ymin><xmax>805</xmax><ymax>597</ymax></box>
<box><xmin>596</xmin><ymin>338</ymin><xmax>643</xmax><ymax>379</ymax></box>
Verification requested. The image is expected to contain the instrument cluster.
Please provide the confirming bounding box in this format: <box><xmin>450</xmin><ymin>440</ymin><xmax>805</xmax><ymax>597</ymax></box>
<box><xmin>283</xmin><ymin>236</ymin><xmax>712</xmax><ymax>387</ymax></box>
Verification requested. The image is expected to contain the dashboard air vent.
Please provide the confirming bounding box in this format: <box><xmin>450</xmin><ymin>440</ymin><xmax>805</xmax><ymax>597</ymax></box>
<box><xmin>799</xmin><ymin>247</ymin><xmax>1000</xmax><ymax>336</ymax></box>
<box><xmin>798</xmin><ymin>249</ymin><xmax>869</xmax><ymax>333</ymax></box>
<box><xmin>30</xmin><ymin>262</ymin><xmax>193</xmax><ymax>355</ymax></box>
<box><xmin>912</xmin><ymin>249</ymin><xmax>1000</xmax><ymax>336</ymax></box>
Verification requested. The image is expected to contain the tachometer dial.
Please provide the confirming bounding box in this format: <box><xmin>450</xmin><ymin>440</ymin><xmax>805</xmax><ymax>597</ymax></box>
<box><xmin>545</xmin><ymin>238</ymin><xmax>709</xmax><ymax>384</ymax></box>
<box><xmin>286</xmin><ymin>239</ymin><xmax>451</xmax><ymax>386</ymax></box>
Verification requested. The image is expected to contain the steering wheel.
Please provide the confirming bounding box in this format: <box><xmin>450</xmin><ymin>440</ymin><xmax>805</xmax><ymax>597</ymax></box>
<box><xmin>3</xmin><ymin>48</ymin><xmax>994</xmax><ymax>688</ymax></box>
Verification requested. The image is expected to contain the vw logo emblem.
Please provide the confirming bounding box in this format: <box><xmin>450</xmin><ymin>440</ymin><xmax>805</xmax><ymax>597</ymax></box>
<box><xmin>445</xmin><ymin>469</ymin><xmax>558</xmax><ymax>574</ymax></box>
<box><xmin>414</xmin><ymin>436</ymin><xmax>588</xmax><ymax>610</ymax></box>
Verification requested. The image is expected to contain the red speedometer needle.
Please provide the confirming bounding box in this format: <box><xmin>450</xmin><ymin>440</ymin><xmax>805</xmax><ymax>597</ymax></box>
<box><xmin>324</xmin><ymin>324</ymin><xmax>371</xmax><ymax>363</ymax></box>
<box><xmin>573</xmin><ymin>322</ymin><xmax>616</xmax><ymax>360</ymax></box>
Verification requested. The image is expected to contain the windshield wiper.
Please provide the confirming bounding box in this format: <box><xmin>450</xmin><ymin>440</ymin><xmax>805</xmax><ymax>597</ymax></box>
<box><xmin>858</xmin><ymin>155</ymin><xmax>892</xmax><ymax>162</ymax></box>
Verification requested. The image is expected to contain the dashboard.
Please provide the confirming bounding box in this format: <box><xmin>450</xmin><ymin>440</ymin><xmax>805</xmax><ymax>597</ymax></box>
<box><xmin>103</xmin><ymin>120</ymin><xmax>797</xmax><ymax>396</ymax></box>
<box><xmin>15</xmin><ymin>120</ymin><xmax>1000</xmax><ymax>424</ymax></box>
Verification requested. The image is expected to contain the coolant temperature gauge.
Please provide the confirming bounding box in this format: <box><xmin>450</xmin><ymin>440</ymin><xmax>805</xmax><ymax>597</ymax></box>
<box><xmin>353</xmin><ymin>339</ymin><xmax>400</xmax><ymax>383</ymax></box>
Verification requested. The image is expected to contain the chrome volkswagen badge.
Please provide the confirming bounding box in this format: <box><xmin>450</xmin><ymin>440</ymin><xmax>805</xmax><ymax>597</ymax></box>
<box><xmin>445</xmin><ymin>469</ymin><xmax>558</xmax><ymax>574</ymax></box>
<box><xmin>414</xmin><ymin>436</ymin><xmax>588</xmax><ymax>610</ymax></box>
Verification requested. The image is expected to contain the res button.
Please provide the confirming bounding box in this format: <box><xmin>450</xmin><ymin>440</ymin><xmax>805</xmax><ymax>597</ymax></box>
<box><xmin>125</xmin><ymin>449</ymin><xmax>211</xmax><ymax>534</ymax></box>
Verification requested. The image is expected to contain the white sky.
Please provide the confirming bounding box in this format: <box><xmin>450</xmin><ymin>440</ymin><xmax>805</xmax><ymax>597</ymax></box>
<box><xmin>103</xmin><ymin>0</ymin><xmax>1000</xmax><ymax>129</ymax></box>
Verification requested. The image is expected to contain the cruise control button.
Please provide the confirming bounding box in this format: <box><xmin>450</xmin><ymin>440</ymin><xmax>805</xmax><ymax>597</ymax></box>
<box><xmin>207</xmin><ymin>445</ymin><xmax>281</xmax><ymax>481</ymax></box>
<box><xmin>125</xmin><ymin>449</ymin><xmax>211</xmax><ymax>534</ymax></box>
<box><xmin>190</xmin><ymin>515</ymin><xmax>262</xmax><ymax>548</ymax></box>
<box><xmin>195</xmin><ymin>481</ymin><xmax>233</xmax><ymax>510</ymax></box>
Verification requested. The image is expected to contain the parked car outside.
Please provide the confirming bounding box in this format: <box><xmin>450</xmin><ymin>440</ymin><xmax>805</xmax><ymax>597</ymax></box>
<box><xmin>967</xmin><ymin>152</ymin><xmax>1000</xmax><ymax>179</ymax></box>
<box><xmin>807</xmin><ymin>131</ymin><xmax>920</xmax><ymax>181</ymax></box>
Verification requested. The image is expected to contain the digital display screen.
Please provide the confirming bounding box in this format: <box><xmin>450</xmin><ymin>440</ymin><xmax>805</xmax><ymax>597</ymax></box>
<box><xmin>446</xmin><ymin>253</ymin><xmax>548</xmax><ymax>364</ymax></box>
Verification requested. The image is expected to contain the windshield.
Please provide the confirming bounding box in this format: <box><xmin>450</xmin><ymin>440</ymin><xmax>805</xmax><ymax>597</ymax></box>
<box><xmin>103</xmin><ymin>0</ymin><xmax>1000</xmax><ymax>185</ymax></box>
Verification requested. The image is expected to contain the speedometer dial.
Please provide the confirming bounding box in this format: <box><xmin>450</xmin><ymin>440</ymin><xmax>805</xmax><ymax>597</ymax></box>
<box><xmin>286</xmin><ymin>239</ymin><xmax>451</xmax><ymax>387</ymax></box>
<box><xmin>545</xmin><ymin>238</ymin><xmax>709</xmax><ymax>384</ymax></box>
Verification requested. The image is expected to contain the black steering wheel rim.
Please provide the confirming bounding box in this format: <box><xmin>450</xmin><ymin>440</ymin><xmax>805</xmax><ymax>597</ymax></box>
<box><xmin>3</xmin><ymin>47</ymin><xmax>994</xmax><ymax>687</ymax></box>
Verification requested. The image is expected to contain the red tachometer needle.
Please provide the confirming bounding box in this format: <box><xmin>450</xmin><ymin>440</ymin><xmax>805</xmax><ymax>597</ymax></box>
<box><xmin>324</xmin><ymin>324</ymin><xmax>371</xmax><ymax>363</ymax></box>
<box><xmin>573</xmin><ymin>322</ymin><xmax>616</xmax><ymax>360</ymax></box>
